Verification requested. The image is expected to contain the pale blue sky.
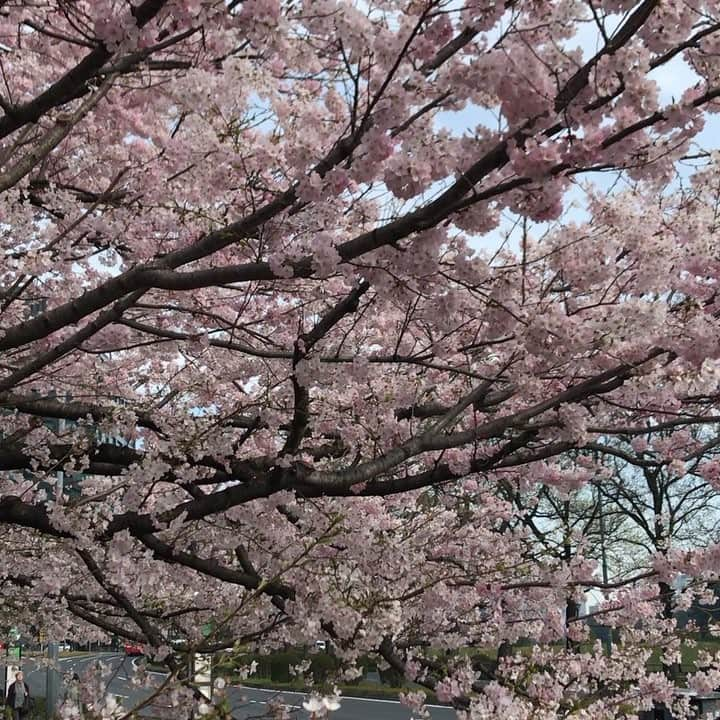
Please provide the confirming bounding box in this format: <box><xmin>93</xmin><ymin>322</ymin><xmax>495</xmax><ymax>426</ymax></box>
<box><xmin>430</xmin><ymin>24</ymin><xmax>720</xmax><ymax>255</ymax></box>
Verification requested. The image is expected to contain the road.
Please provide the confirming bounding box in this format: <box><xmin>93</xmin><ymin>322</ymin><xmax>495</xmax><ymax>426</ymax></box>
<box><xmin>11</xmin><ymin>653</ymin><xmax>458</xmax><ymax>720</ymax></box>
<box><xmin>231</xmin><ymin>686</ymin><xmax>456</xmax><ymax>720</ymax></box>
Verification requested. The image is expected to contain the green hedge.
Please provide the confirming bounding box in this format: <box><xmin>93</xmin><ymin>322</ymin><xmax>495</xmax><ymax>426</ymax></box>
<box><xmin>217</xmin><ymin>648</ymin><xmax>393</xmax><ymax>687</ymax></box>
<box><xmin>269</xmin><ymin>652</ymin><xmax>293</xmax><ymax>683</ymax></box>
<box><xmin>218</xmin><ymin>648</ymin><xmax>342</xmax><ymax>684</ymax></box>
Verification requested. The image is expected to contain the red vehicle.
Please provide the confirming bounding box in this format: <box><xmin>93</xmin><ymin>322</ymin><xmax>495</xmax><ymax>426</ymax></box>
<box><xmin>123</xmin><ymin>642</ymin><xmax>144</xmax><ymax>656</ymax></box>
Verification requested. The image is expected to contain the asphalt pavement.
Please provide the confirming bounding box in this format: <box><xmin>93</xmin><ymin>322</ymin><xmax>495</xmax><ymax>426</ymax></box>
<box><xmin>10</xmin><ymin>653</ymin><xmax>458</xmax><ymax>720</ymax></box>
<box><xmin>230</xmin><ymin>685</ymin><xmax>457</xmax><ymax>720</ymax></box>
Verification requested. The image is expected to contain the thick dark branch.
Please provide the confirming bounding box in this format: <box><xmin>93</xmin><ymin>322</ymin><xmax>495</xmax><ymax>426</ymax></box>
<box><xmin>0</xmin><ymin>495</ymin><xmax>70</xmax><ymax>538</ymax></box>
<box><xmin>66</xmin><ymin>598</ymin><xmax>146</xmax><ymax>642</ymax></box>
<box><xmin>601</xmin><ymin>85</ymin><xmax>720</xmax><ymax>149</ymax></box>
<box><xmin>133</xmin><ymin>532</ymin><xmax>294</xmax><ymax>599</ymax></box>
<box><xmin>0</xmin><ymin>0</ymin><xmax>168</xmax><ymax>140</ymax></box>
<box><xmin>90</xmin><ymin>27</ymin><xmax>199</xmax><ymax>79</ymax></box>
<box><xmin>418</xmin><ymin>0</ymin><xmax>518</xmax><ymax>74</ymax></box>
<box><xmin>284</xmin><ymin>281</ymin><xmax>370</xmax><ymax>454</ymax></box>
<box><xmin>0</xmin><ymin>289</ymin><xmax>147</xmax><ymax>392</ymax></box>
<box><xmin>118</xmin><ymin>318</ymin><xmax>292</xmax><ymax>359</ymax></box>
<box><xmin>650</xmin><ymin>21</ymin><xmax>720</xmax><ymax>69</ymax></box>
<box><xmin>76</xmin><ymin>548</ymin><xmax>165</xmax><ymax>648</ymax></box>
<box><xmin>502</xmin><ymin>570</ymin><xmax>656</xmax><ymax>591</ymax></box>
<box><xmin>583</xmin><ymin>442</ymin><xmax>661</xmax><ymax>468</ymax></box>
<box><xmin>0</xmin><ymin>0</ymin><xmax>666</xmax><ymax>357</ymax></box>
<box><xmin>301</xmin><ymin>281</ymin><xmax>370</xmax><ymax>352</ymax></box>
<box><xmin>303</xmin><ymin>350</ymin><xmax>664</xmax><ymax>490</ymax></box>
<box><xmin>350</xmin><ymin>440</ymin><xmax>577</xmax><ymax>497</ymax></box>
<box><xmin>395</xmin><ymin>388</ymin><xmax>514</xmax><ymax>420</ymax></box>
<box><xmin>420</xmin><ymin>24</ymin><xmax>480</xmax><ymax>73</ymax></box>
<box><xmin>554</xmin><ymin>0</ymin><xmax>659</xmax><ymax>111</ymax></box>
<box><xmin>0</xmin><ymin>393</ymin><xmax>161</xmax><ymax>432</ymax></box>
<box><xmin>102</xmin><ymin>474</ymin><xmax>280</xmax><ymax>540</ymax></box>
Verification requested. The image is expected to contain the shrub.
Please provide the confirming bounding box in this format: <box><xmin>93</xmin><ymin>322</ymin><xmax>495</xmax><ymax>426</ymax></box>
<box><xmin>309</xmin><ymin>652</ymin><xmax>340</xmax><ymax>682</ymax></box>
<box><xmin>229</xmin><ymin>648</ymin><xmax>342</xmax><ymax>684</ymax></box>
<box><xmin>270</xmin><ymin>651</ymin><xmax>308</xmax><ymax>682</ymax></box>
<box><xmin>378</xmin><ymin>665</ymin><xmax>404</xmax><ymax>687</ymax></box>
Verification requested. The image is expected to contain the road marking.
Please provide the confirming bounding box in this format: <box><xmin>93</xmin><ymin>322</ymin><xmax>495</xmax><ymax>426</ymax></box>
<box><xmin>130</xmin><ymin>656</ymin><xmax>167</xmax><ymax>677</ymax></box>
<box><xmin>237</xmin><ymin>686</ymin><xmax>449</xmax><ymax>709</ymax></box>
<box><xmin>60</xmin><ymin>654</ymin><xmax>121</xmax><ymax>665</ymax></box>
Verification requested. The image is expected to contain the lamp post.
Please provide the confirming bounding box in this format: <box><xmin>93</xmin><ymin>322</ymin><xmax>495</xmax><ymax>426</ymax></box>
<box><xmin>596</xmin><ymin>482</ymin><xmax>612</xmax><ymax>655</ymax></box>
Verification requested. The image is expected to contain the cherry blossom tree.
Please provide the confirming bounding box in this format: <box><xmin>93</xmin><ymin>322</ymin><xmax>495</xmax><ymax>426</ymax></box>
<box><xmin>494</xmin><ymin>431</ymin><xmax>720</xmax><ymax>681</ymax></box>
<box><xmin>4</xmin><ymin>0</ymin><xmax>720</xmax><ymax>717</ymax></box>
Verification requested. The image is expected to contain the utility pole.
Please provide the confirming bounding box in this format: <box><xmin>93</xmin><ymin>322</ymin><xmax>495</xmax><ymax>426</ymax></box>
<box><xmin>56</xmin><ymin>418</ymin><xmax>65</xmax><ymax>501</ymax></box>
<box><xmin>46</xmin><ymin>642</ymin><xmax>59</xmax><ymax>719</ymax></box>
<box><xmin>597</xmin><ymin>484</ymin><xmax>612</xmax><ymax>655</ymax></box>
<box><xmin>599</xmin><ymin>497</ymin><xmax>610</xmax><ymax>586</ymax></box>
